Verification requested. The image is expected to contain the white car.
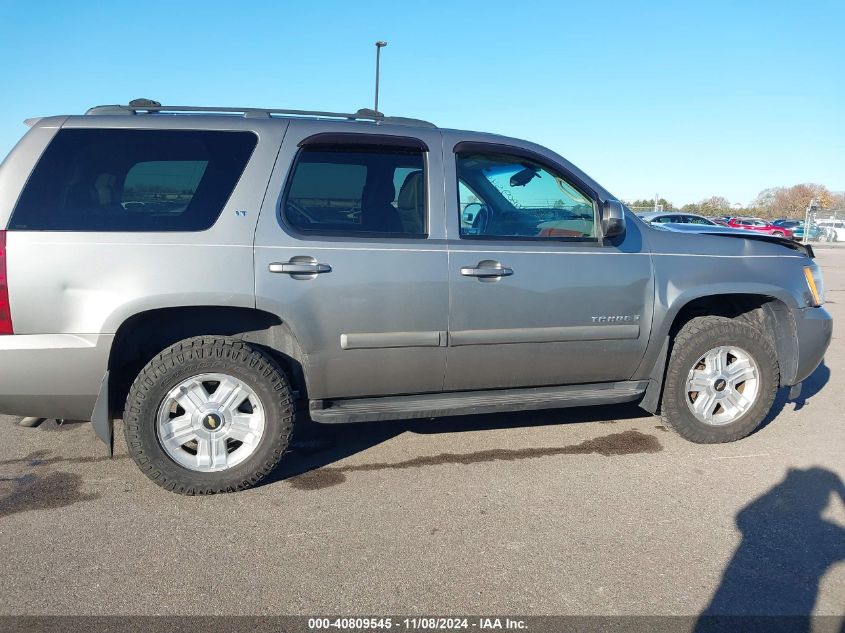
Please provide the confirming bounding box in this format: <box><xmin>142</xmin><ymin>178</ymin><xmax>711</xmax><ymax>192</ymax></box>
<box><xmin>816</xmin><ymin>220</ymin><xmax>845</xmax><ymax>242</ymax></box>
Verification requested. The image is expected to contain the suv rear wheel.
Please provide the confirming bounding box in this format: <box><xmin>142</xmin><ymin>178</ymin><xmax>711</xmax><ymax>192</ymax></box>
<box><xmin>661</xmin><ymin>316</ymin><xmax>778</xmax><ymax>443</ymax></box>
<box><xmin>124</xmin><ymin>336</ymin><xmax>294</xmax><ymax>494</ymax></box>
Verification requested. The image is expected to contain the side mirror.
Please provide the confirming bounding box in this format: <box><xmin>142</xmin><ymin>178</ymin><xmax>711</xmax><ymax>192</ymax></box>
<box><xmin>602</xmin><ymin>199</ymin><xmax>626</xmax><ymax>239</ymax></box>
<box><xmin>462</xmin><ymin>202</ymin><xmax>482</xmax><ymax>224</ymax></box>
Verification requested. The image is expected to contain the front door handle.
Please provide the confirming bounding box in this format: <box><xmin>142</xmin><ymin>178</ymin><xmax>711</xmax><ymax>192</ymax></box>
<box><xmin>460</xmin><ymin>260</ymin><xmax>513</xmax><ymax>278</ymax></box>
<box><xmin>269</xmin><ymin>258</ymin><xmax>332</xmax><ymax>275</ymax></box>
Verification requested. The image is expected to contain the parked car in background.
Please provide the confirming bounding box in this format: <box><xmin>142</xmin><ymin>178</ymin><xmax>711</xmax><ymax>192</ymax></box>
<box><xmin>710</xmin><ymin>217</ymin><xmax>731</xmax><ymax>226</ymax></box>
<box><xmin>793</xmin><ymin>223</ymin><xmax>827</xmax><ymax>242</ymax></box>
<box><xmin>728</xmin><ymin>217</ymin><xmax>794</xmax><ymax>238</ymax></box>
<box><xmin>638</xmin><ymin>212</ymin><xmax>718</xmax><ymax>226</ymax></box>
<box><xmin>773</xmin><ymin>219</ymin><xmax>802</xmax><ymax>230</ymax></box>
<box><xmin>816</xmin><ymin>219</ymin><xmax>845</xmax><ymax>242</ymax></box>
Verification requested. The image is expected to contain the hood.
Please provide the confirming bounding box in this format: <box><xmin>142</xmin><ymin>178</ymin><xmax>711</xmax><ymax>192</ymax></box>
<box><xmin>648</xmin><ymin>222</ymin><xmax>815</xmax><ymax>258</ymax></box>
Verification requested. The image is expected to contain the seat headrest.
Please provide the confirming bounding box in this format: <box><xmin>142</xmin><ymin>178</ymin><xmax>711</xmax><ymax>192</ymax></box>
<box><xmin>94</xmin><ymin>173</ymin><xmax>119</xmax><ymax>206</ymax></box>
<box><xmin>363</xmin><ymin>181</ymin><xmax>396</xmax><ymax>207</ymax></box>
<box><xmin>398</xmin><ymin>170</ymin><xmax>424</xmax><ymax>210</ymax></box>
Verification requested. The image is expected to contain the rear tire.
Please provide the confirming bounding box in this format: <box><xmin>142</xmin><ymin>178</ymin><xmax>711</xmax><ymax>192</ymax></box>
<box><xmin>124</xmin><ymin>336</ymin><xmax>294</xmax><ymax>494</ymax></box>
<box><xmin>661</xmin><ymin>316</ymin><xmax>778</xmax><ymax>443</ymax></box>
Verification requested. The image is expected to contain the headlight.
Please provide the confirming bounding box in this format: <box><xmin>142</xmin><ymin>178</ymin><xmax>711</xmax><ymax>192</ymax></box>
<box><xmin>804</xmin><ymin>265</ymin><xmax>825</xmax><ymax>307</ymax></box>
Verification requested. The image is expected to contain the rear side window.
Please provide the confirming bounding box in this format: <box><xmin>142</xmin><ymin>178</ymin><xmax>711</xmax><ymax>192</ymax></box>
<box><xmin>9</xmin><ymin>129</ymin><xmax>257</xmax><ymax>231</ymax></box>
<box><xmin>283</xmin><ymin>146</ymin><xmax>426</xmax><ymax>237</ymax></box>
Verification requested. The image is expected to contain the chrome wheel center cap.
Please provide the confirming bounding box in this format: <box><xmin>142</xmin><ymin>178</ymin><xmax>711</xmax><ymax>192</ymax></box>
<box><xmin>713</xmin><ymin>378</ymin><xmax>727</xmax><ymax>392</ymax></box>
<box><xmin>202</xmin><ymin>412</ymin><xmax>224</xmax><ymax>431</ymax></box>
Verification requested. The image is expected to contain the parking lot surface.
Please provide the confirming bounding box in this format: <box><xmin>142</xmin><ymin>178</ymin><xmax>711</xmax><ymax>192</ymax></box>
<box><xmin>0</xmin><ymin>250</ymin><xmax>842</xmax><ymax>618</ymax></box>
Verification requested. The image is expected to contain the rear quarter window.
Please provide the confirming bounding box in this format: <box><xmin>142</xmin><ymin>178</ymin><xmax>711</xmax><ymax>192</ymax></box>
<box><xmin>9</xmin><ymin>129</ymin><xmax>257</xmax><ymax>232</ymax></box>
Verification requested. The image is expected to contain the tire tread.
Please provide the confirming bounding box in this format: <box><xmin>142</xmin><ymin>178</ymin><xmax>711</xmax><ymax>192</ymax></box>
<box><xmin>123</xmin><ymin>336</ymin><xmax>294</xmax><ymax>495</ymax></box>
<box><xmin>661</xmin><ymin>315</ymin><xmax>779</xmax><ymax>444</ymax></box>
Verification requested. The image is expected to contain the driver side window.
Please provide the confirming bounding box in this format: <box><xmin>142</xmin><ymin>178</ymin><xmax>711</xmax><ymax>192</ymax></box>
<box><xmin>455</xmin><ymin>151</ymin><xmax>596</xmax><ymax>240</ymax></box>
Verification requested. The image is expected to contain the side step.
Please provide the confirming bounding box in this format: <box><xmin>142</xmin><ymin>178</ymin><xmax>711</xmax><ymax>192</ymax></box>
<box><xmin>309</xmin><ymin>381</ymin><xmax>648</xmax><ymax>424</ymax></box>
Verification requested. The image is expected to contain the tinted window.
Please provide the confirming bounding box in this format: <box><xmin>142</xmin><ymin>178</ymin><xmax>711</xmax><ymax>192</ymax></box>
<box><xmin>284</xmin><ymin>146</ymin><xmax>425</xmax><ymax>236</ymax></box>
<box><xmin>456</xmin><ymin>152</ymin><xmax>595</xmax><ymax>240</ymax></box>
<box><xmin>687</xmin><ymin>215</ymin><xmax>712</xmax><ymax>225</ymax></box>
<box><xmin>10</xmin><ymin>129</ymin><xmax>256</xmax><ymax>232</ymax></box>
<box><xmin>458</xmin><ymin>181</ymin><xmax>485</xmax><ymax>228</ymax></box>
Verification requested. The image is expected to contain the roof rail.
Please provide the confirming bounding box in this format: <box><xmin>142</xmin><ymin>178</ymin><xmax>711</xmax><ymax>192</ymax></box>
<box><xmin>85</xmin><ymin>99</ymin><xmax>436</xmax><ymax>128</ymax></box>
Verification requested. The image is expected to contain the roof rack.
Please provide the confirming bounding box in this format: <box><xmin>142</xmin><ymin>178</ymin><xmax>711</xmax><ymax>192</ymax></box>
<box><xmin>85</xmin><ymin>98</ymin><xmax>436</xmax><ymax>128</ymax></box>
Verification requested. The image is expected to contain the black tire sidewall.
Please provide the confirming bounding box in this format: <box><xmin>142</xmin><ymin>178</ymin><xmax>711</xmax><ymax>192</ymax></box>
<box><xmin>662</xmin><ymin>317</ymin><xmax>778</xmax><ymax>443</ymax></box>
<box><xmin>124</xmin><ymin>337</ymin><xmax>293</xmax><ymax>493</ymax></box>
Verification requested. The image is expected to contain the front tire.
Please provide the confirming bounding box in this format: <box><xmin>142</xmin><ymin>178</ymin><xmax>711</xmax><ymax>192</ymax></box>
<box><xmin>124</xmin><ymin>336</ymin><xmax>294</xmax><ymax>494</ymax></box>
<box><xmin>661</xmin><ymin>316</ymin><xmax>778</xmax><ymax>443</ymax></box>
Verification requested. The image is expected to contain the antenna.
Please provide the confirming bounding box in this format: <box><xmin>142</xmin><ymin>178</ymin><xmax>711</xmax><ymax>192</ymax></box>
<box><xmin>374</xmin><ymin>40</ymin><xmax>387</xmax><ymax>114</ymax></box>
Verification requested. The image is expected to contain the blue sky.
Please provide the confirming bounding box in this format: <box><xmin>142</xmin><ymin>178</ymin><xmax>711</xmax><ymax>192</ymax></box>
<box><xmin>0</xmin><ymin>0</ymin><xmax>842</xmax><ymax>206</ymax></box>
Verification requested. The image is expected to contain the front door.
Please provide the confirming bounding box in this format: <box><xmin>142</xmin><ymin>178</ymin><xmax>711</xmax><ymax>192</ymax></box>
<box><xmin>443</xmin><ymin>137</ymin><xmax>654</xmax><ymax>391</ymax></box>
<box><xmin>255</xmin><ymin>124</ymin><xmax>448</xmax><ymax>400</ymax></box>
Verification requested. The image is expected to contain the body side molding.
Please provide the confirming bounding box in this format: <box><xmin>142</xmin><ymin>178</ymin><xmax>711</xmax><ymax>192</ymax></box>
<box><xmin>449</xmin><ymin>324</ymin><xmax>640</xmax><ymax>346</ymax></box>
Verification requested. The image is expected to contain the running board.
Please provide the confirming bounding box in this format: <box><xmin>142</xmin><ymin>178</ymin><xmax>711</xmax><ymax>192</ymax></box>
<box><xmin>309</xmin><ymin>381</ymin><xmax>648</xmax><ymax>424</ymax></box>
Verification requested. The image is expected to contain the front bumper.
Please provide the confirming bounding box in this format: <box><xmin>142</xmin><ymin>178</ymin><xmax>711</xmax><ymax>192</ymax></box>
<box><xmin>0</xmin><ymin>333</ymin><xmax>112</xmax><ymax>420</ymax></box>
<box><xmin>793</xmin><ymin>306</ymin><xmax>833</xmax><ymax>384</ymax></box>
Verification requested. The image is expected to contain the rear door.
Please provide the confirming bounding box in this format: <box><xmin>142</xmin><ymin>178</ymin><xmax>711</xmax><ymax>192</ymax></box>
<box><xmin>443</xmin><ymin>134</ymin><xmax>653</xmax><ymax>391</ymax></box>
<box><xmin>254</xmin><ymin>123</ymin><xmax>448</xmax><ymax>400</ymax></box>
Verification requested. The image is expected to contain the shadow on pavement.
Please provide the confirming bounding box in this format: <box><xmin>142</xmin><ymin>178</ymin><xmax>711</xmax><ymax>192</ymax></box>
<box><xmin>791</xmin><ymin>360</ymin><xmax>831</xmax><ymax>412</ymax></box>
<box><xmin>695</xmin><ymin>467</ymin><xmax>845</xmax><ymax>633</ymax></box>
<box><xmin>758</xmin><ymin>360</ymin><xmax>831</xmax><ymax>431</ymax></box>
<box><xmin>264</xmin><ymin>402</ymin><xmax>654</xmax><ymax>490</ymax></box>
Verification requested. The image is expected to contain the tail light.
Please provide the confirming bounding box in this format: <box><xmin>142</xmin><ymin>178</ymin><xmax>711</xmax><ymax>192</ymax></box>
<box><xmin>0</xmin><ymin>231</ymin><xmax>13</xmax><ymax>335</ymax></box>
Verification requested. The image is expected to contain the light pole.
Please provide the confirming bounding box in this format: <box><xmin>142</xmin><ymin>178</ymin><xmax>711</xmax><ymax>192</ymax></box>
<box><xmin>803</xmin><ymin>197</ymin><xmax>816</xmax><ymax>245</ymax></box>
<box><xmin>374</xmin><ymin>41</ymin><xmax>387</xmax><ymax>114</ymax></box>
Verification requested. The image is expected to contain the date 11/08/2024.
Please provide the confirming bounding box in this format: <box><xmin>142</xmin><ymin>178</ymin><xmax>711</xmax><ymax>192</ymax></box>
<box><xmin>308</xmin><ymin>617</ymin><xmax>528</xmax><ymax>630</ymax></box>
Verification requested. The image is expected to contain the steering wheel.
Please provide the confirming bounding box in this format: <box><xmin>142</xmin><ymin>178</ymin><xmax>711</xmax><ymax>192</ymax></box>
<box><xmin>471</xmin><ymin>204</ymin><xmax>491</xmax><ymax>234</ymax></box>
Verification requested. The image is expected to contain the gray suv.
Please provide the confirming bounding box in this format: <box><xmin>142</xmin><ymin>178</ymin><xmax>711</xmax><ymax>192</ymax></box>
<box><xmin>0</xmin><ymin>100</ymin><xmax>832</xmax><ymax>494</ymax></box>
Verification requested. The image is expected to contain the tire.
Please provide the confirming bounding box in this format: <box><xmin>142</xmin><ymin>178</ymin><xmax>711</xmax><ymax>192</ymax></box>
<box><xmin>661</xmin><ymin>316</ymin><xmax>778</xmax><ymax>443</ymax></box>
<box><xmin>124</xmin><ymin>336</ymin><xmax>294</xmax><ymax>494</ymax></box>
<box><xmin>772</xmin><ymin>231</ymin><xmax>784</xmax><ymax>237</ymax></box>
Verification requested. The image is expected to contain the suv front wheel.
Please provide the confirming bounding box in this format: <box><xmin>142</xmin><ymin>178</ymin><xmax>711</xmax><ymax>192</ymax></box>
<box><xmin>124</xmin><ymin>336</ymin><xmax>294</xmax><ymax>494</ymax></box>
<box><xmin>661</xmin><ymin>316</ymin><xmax>779</xmax><ymax>443</ymax></box>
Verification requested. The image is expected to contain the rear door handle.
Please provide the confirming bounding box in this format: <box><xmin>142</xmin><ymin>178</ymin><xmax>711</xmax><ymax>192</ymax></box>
<box><xmin>460</xmin><ymin>260</ymin><xmax>513</xmax><ymax>278</ymax></box>
<box><xmin>269</xmin><ymin>259</ymin><xmax>332</xmax><ymax>275</ymax></box>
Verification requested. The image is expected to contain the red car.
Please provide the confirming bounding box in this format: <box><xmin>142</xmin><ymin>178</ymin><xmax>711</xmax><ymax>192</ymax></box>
<box><xmin>727</xmin><ymin>217</ymin><xmax>794</xmax><ymax>238</ymax></box>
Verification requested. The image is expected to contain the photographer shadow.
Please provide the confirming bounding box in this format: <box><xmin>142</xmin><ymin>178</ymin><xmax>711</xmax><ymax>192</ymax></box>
<box><xmin>695</xmin><ymin>466</ymin><xmax>845</xmax><ymax>632</ymax></box>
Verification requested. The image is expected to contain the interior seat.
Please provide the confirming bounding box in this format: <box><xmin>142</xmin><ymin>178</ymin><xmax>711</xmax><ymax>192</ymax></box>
<box><xmin>397</xmin><ymin>170</ymin><xmax>424</xmax><ymax>234</ymax></box>
<box><xmin>361</xmin><ymin>180</ymin><xmax>402</xmax><ymax>233</ymax></box>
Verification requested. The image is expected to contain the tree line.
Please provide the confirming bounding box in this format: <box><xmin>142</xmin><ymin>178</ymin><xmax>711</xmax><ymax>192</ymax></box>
<box><xmin>625</xmin><ymin>183</ymin><xmax>844</xmax><ymax>220</ymax></box>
